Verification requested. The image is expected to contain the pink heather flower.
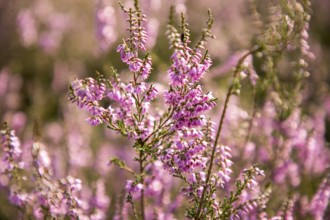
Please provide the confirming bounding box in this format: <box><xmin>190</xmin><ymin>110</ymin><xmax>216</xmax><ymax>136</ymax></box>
<box><xmin>167</xmin><ymin>87</ymin><xmax>215</xmax><ymax>130</ymax></box>
<box><xmin>64</xmin><ymin>176</ymin><xmax>82</xmax><ymax>192</ymax></box>
<box><xmin>86</xmin><ymin>116</ymin><xmax>103</xmax><ymax>126</ymax></box>
<box><xmin>164</xmin><ymin>38</ymin><xmax>215</xmax><ymax>131</ymax></box>
<box><xmin>276</xmin><ymin>196</ymin><xmax>296</xmax><ymax>220</ymax></box>
<box><xmin>181</xmin><ymin>186</ymin><xmax>194</xmax><ymax>199</ymax></box>
<box><xmin>161</xmin><ymin>129</ymin><xmax>208</xmax><ymax>174</ymax></box>
<box><xmin>199</xmin><ymin>172</ymin><xmax>206</xmax><ymax>182</ymax></box>
<box><xmin>188</xmin><ymin>173</ymin><xmax>197</xmax><ymax>183</ymax></box>
<box><xmin>167</xmin><ymin>45</ymin><xmax>211</xmax><ymax>87</ymax></box>
<box><xmin>299</xmin><ymin>15</ymin><xmax>315</xmax><ymax>60</ymax></box>
<box><xmin>70</xmin><ymin>78</ymin><xmax>106</xmax><ymax>104</ymax></box>
<box><xmin>0</xmin><ymin>125</ymin><xmax>22</xmax><ymax>174</ymax></box>
<box><xmin>242</xmin><ymin>167</ymin><xmax>265</xmax><ymax>191</ymax></box>
<box><xmin>251</xmin><ymin>101</ymin><xmax>330</xmax><ymax>188</ymax></box>
<box><xmin>70</xmin><ymin>77</ymin><xmax>110</xmax><ymax>126</ymax></box>
<box><xmin>70</xmin><ymin>3</ymin><xmax>159</xmax><ymax>143</ymax></box>
<box><xmin>58</xmin><ymin>176</ymin><xmax>88</xmax><ymax>218</ymax></box>
<box><xmin>9</xmin><ymin>192</ymin><xmax>28</xmax><ymax>207</ymax></box>
<box><xmin>1</xmin><ymin>130</ymin><xmax>21</xmax><ymax>158</ymax></box>
<box><xmin>115</xmin><ymin>3</ymin><xmax>150</xmax><ymax>78</ymax></box>
<box><xmin>143</xmin><ymin>160</ymin><xmax>175</xmax><ymax>202</ymax></box>
<box><xmin>196</xmin><ymin>186</ymin><xmax>204</xmax><ymax>198</ymax></box>
<box><xmin>28</xmin><ymin>139</ymin><xmax>92</xmax><ymax>219</ymax></box>
<box><xmin>216</xmin><ymin>145</ymin><xmax>233</xmax><ymax>187</ymax></box>
<box><xmin>140</xmin><ymin>55</ymin><xmax>152</xmax><ymax>80</ymax></box>
<box><xmin>129</xmin><ymin>57</ymin><xmax>143</xmax><ymax>72</ymax></box>
<box><xmin>240</xmin><ymin>200</ymin><xmax>258</xmax><ymax>217</ymax></box>
<box><xmin>117</xmin><ymin>44</ymin><xmax>149</xmax><ymax>76</ymax></box>
<box><xmin>135</xmin><ymin>82</ymin><xmax>147</xmax><ymax>94</ymax></box>
<box><xmin>310</xmin><ymin>175</ymin><xmax>330</xmax><ymax>220</ymax></box>
<box><xmin>125</xmin><ymin>180</ymin><xmax>144</xmax><ymax>196</ymax></box>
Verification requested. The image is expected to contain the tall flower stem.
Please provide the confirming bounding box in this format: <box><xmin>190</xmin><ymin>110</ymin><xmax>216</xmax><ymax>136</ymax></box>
<box><xmin>139</xmin><ymin>149</ymin><xmax>145</xmax><ymax>220</ymax></box>
<box><xmin>195</xmin><ymin>47</ymin><xmax>260</xmax><ymax>219</ymax></box>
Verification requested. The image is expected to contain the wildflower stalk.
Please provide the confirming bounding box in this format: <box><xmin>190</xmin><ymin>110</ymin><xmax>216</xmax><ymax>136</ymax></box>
<box><xmin>195</xmin><ymin>47</ymin><xmax>261</xmax><ymax>219</ymax></box>
<box><xmin>139</xmin><ymin>148</ymin><xmax>145</xmax><ymax>220</ymax></box>
<box><xmin>220</xmin><ymin>166</ymin><xmax>264</xmax><ymax>218</ymax></box>
<box><xmin>132</xmin><ymin>206</ymin><xmax>139</xmax><ymax>220</ymax></box>
<box><xmin>1</xmin><ymin>122</ymin><xmax>22</xmax><ymax>189</ymax></box>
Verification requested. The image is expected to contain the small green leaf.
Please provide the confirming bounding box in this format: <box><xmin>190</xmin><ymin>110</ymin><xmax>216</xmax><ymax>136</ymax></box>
<box><xmin>109</xmin><ymin>157</ymin><xmax>126</xmax><ymax>169</ymax></box>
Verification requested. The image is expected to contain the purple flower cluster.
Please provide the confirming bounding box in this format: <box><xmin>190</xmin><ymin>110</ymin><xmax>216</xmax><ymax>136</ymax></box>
<box><xmin>161</xmin><ymin>128</ymin><xmax>209</xmax><ymax>173</ymax></box>
<box><xmin>236</xmin><ymin>186</ymin><xmax>272</xmax><ymax>219</ymax></box>
<box><xmin>162</xmin><ymin>37</ymin><xmax>216</xmax><ymax>183</ymax></box>
<box><xmin>215</xmin><ymin>145</ymin><xmax>233</xmax><ymax>188</ymax></box>
<box><xmin>29</xmin><ymin>142</ymin><xmax>89</xmax><ymax>219</ymax></box>
<box><xmin>165</xmin><ymin>86</ymin><xmax>215</xmax><ymax>130</ymax></box>
<box><xmin>0</xmin><ymin>124</ymin><xmax>110</xmax><ymax>219</ymax></box>
<box><xmin>70</xmin><ymin>71</ymin><xmax>157</xmax><ymax>142</ymax></box>
<box><xmin>70</xmin><ymin>77</ymin><xmax>108</xmax><ymax>126</ymax></box>
<box><xmin>252</xmin><ymin>103</ymin><xmax>330</xmax><ymax>186</ymax></box>
<box><xmin>125</xmin><ymin>180</ymin><xmax>144</xmax><ymax>197</ymax></box>
<box><xmin>167</xmin><ymin>47</ymin><xmax>211</xmax><ymax>86</ymax></box>
<box><xmin>70</xmin><ymin>3</ymin><xmax>158</xmax><ymax>142</ymax></box>
<box><xmin>276</xmin><ymin>196</ymin><xmax>296</xmax><ymax>220</ymax></box>
<box><xmin>160</xmin><ymin>26</ymin><xmax>216</xmax><ymax>177</ymax></box>
<box><xmin>310</xmin><ymin>175</ymin><xmax>330</xmax><ymax>220</ymax></box>
<box><xmin>242</xmin><ymin>166</ymin><xmax>265</xmax><ymax>191</ymax></box>
<box><xmin>0</xmin><ymin>124</ymin><xmax>23</xmax><ymax>175</ymax></box>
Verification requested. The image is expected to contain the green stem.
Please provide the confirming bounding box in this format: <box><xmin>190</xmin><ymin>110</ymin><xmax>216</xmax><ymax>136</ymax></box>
<box><xmin>139</xmin><ymin>149</ymin><xmax>145</xmax><ymax>220</ymax></box>
<box><xmin>195</xmin><ymin>47</ymin><xmax>260</xmax><ymax>219</ymax></box>
<box><xmin>131</xmin><ymin>201</ymin><xmax>139</xmax><ymax>220</ymax></box>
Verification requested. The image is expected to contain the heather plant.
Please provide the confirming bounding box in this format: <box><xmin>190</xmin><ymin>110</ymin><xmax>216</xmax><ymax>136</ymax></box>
<box><xmin>0</xmin><ymin>122</ymin><xmax>110</xmax><ymax>219</ymax></box>
<box><xmin>1</xmin><ymin>0</ymin><xmax>330</xmax><ymax>219</ymax></box>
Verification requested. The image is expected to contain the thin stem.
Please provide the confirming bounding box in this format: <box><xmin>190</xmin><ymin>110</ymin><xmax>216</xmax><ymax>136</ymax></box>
<box><xmin>131</xmin><ymin>201</ymin><xmax>139</xmax><ymax>220</ymax></box>
<box><xmin>139</xmin><ymin>149</ymin><xmax>145</xmax><ymax>220</ymax></box>
<box><xmin>195</xmin><ymin>47</ymin><xmax>260</xmax><ymax>219</ymax></box>
<box><xmin>142</xmin><ymin>107</ymin><xmax>175</xmax><ymax>143</ymax></box>
<box><xmin>220</xmin><ymin>172</ymin><xmax>253</xmax><ymax>219</ymax></box>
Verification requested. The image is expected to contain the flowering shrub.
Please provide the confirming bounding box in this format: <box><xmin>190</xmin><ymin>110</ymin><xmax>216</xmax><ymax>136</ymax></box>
<box><xmin>1</xmin><ymin>0</ymin><xmax>330</xmax><ymax>219</ymax></box>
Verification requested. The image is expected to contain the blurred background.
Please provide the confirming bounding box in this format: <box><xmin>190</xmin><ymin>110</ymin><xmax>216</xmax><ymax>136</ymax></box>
<box><xmin>0</xmin><ymin>0</ymin><xmax>329</xmax><ymax>129</ymax></box>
